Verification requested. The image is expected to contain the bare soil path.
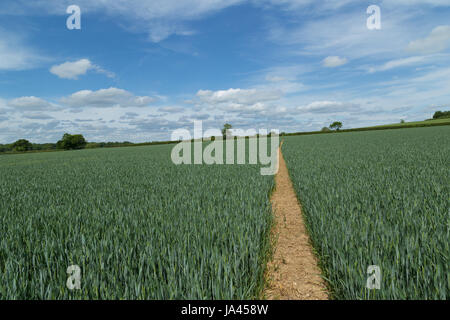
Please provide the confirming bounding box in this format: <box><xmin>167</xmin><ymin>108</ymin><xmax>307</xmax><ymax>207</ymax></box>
<box><xmin>264</xmin><ymin>144</ymin><xmax>328</xmax><ymax>300</ymax></box>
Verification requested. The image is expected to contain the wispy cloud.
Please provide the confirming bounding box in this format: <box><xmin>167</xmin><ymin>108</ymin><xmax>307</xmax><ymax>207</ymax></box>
<box><xmin>0</xmin><ymin>28</ymin><xmax>46</xmax><ymax>70</ymax></box>
<box><xmin>407</xmin><ymin>25</ymin><xmax>450</xmax><ymax>54</ymax></box>
<box><xmin>368</xmin><ymin>56</ymin><xmax>428</xmax><ymax>73</ymax></box>
<box><xmin>3</xmin><ymin>0</ymin><xmax>245</xmax><ymax>42</ymax></box>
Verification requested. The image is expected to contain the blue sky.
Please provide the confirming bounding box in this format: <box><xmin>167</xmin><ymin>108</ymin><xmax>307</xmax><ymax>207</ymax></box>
<box><xmin>0</xmin><ymin>0</ymin><xmax>450</xmax><ymax>143</ymax></box>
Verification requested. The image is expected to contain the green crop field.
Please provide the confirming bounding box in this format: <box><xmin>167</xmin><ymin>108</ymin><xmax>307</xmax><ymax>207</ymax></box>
<box><xmin>368</xmin><ymin>118</ymin><xmax>450</xmax><ymax>128</ymax></box>
<box><xmin>0</xmin><ymin>143</ymin><xmax>274</xmax><ymax>299</ymax></box>
<box><xmin>1</xmin><ymin>127</ymin><xmax>448</xmax><ymax>300</ymax></box>
<box><xmin>283</xmin><ymin>126</ymin><xmax>450</xmax><ymax>299</ymax></box>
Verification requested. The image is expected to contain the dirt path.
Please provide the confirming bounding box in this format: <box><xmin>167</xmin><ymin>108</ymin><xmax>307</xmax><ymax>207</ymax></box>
<box><xmin>264</xmin><ymin>143</ymin><xmax>328</xmax><ymax>300</ymax></box>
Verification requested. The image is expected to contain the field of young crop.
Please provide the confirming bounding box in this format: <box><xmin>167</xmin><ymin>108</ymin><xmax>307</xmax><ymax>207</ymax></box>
<box><xmin>283</xmin><ymin>126</ymin><xmax>449</xmax><ymax>299</ymax></box>
<box><xmin>0</xmin><ymin>143</ymin><xmax>274</xmax><ymax>299</ymax></box>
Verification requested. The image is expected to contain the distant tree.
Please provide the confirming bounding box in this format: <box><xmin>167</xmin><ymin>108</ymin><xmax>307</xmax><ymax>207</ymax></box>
<box><xmin>321</xmin><ymin>127</ymin><xmax>332</xmax><ymax>132</ymax></box>
<box><xmin>433</xmin><ymin>111</ymin><xmax>443</xmax><ymax>119</ymax></box>
<box><xmin>400</xmin><ymin>119</ymin><xmax>406</xmax><ymax>124</ymax></box>
<box><xmin>85</xmin><ymin>142</ymin><xmax>99</xmax><ymax>149</ymax></box>
<box><xmin>12</xmin><ymin>139</ymin><xmax>33</xmax><ymax>152</ymax></box>
<box><xmin>433</xmin><ymin>110</ymin><xmax>450</xmax><ymax>119</ymax></box>
<box><xmin>222</xmin><ymin>123</ymin><xmax>232</xmax><ymax>138</ymax></box>
<box><xmin>329</xmin><ymin>121</ymin><xmax>343</xmax><ymax>131</ymax></box>
<box><xmin>56</xmin><ymin>133</ymin><xmax>87</xmax><ymax>150</ymax></box>
<box><xmin>0</xmin><ymin>144</ymin><xmax>12</xmax><ymax>152</ymax></box>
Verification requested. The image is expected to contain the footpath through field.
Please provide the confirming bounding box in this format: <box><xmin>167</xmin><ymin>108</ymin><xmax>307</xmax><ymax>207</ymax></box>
<box><xmin>265</xmin><ymin>142</ymin><xmax>328</xmax><ymax>300</ymax></box>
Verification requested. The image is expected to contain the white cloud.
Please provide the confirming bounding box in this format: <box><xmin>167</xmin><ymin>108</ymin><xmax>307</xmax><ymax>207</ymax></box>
<box><xmin>8</xmin><ymin>96</ymin><xmax>54</xmax><ymax>111</ymax></box>
<box><xmin>226</xmin><ymin>102</ymin><xmax>268</xmax><ymax>112</ymax></box>
<box><xmin>50</xmin><ymin>59</ymin><xmax>91</xmax><ymax>79</ymax></box>
<box><xmin>407</xmin><ymin>25</ymin><xmax>450</xmax><ymax>54</ymax></box>
<box><xmin>60</xmin><ymin>87</ymin><xmax>155</xmax><ymax>109</ymax></box>
<box><xmin>298</xmin><ymin>101</ymin><xmax>360</xmax><ymax>113</ymax></box>
<box><xmin>322</xmin><ymin>56</ymin><xmax>348</xmax><ymax>68</ymax></box>
<box><xmin>197</xmin><ymin>88</ymin><xmax>282</xmax><ymax>105</ymax></box>
<box><xmin>50</xmin><ymin>59</ymin><xmax>114</xmax><ymax>80</ymax></box>
<box><xmin>158</xmin><ymin>106</ymin><xmax>185</xmax><ymax>113</ymax></box>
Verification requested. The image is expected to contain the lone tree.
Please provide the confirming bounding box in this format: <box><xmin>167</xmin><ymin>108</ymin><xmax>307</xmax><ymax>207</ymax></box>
<box><xmin>12</xmin><ymin>139</ymin><xmax>33</xmax><ymax>152</ymax></box>
<box><xmin>222</xmin><ymin>123</ymin><xmax>232</xmax><ymax>138</ymax></box>
<box><xmin>56</xmin><ymin>133</ymin><xmax>87</xmax><ymax>150</ymax></box>
<box><xmin>330</xmin><ymin>121</ymin><xmax>343</xmax><ymax>131</ymax></box>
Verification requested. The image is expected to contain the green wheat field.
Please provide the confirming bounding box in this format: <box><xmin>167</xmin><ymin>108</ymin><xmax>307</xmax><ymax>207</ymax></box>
<box><xmin>0</xmin><ymin>126</ymin><xmax>448</xmax><ymax>299</ymax></box>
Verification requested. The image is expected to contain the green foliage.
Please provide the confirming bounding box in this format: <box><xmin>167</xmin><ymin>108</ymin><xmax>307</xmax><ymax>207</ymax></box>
<box><xmin>0</xmin><ymin>142</ymin><xmax>274</xmax><ymax>299</ymax></box>
<box><xmin>0</xmin><ymin>144</ymin><xmax>12</xmax><ymax>153</ymax></box>
<box><xmin>283</xmin><ymin>126</ymin><xmax>450</xmax><ymax>299</ymax></box>
<box><xmin>329</xmin><ymin>121</ymin><xmax>343</xmax><ymax>131</ymax></box>
<box><xmin>11</xmin><ymin>139</ymin><xmax>33</xmax><ymax>152</ymax></box>
<box><xmin>0</xmin><ymin>140</ymin><xmax>180</xmax><ymax>154</ymax></box>
<box><xmin>433</xmin><ymin>110</ymin><xmax>450</xmax><ymax>120</ymax></box>
<box><xmin>56</xmin><ymin>133</ymin><xmax>87</xmax><ymax>150</ymax></box>
<box><xmin>321</xmin><ymin>127</ymin><xmax>332</xmax><ymax>132</ymax></box>
<box><xmin>0</xmin><ymin>143</ymin><xmax>57</xmax><ymax>154</ymax></box>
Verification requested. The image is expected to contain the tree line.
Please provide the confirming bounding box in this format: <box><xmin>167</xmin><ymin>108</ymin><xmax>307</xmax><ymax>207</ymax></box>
<box><xmin>0</xmin><ymin>134</ymin><xmax>86</xmax><ymax>153</ymax></box>
<box><xmin>433</xmin><ymin>110</ymin><xmax>450</xmax><ymax>120</ymax></box>
<box><xmin>0</xmin><ymin>133</ymin><xmax>180</xmax><ymax>154</ymax></box>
